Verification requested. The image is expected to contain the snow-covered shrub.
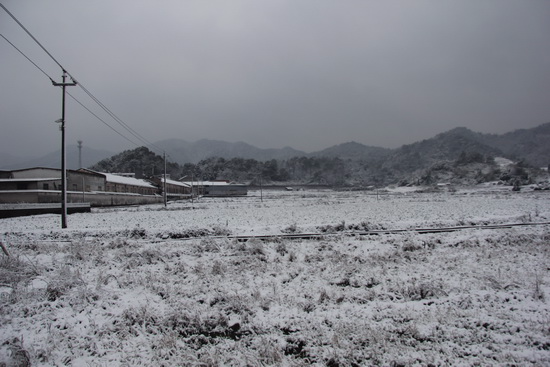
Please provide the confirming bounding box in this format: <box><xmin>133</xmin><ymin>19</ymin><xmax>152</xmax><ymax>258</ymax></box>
<box><xmin>275</xmin><ymin>241</ymin><xmax>288</xmax><ymax>256</ymax></box>
<box><xmin>211</xmin><ymin>225</ymin><xmax>232</xmax><ymax>236</ymax></box>
<box><xmin>282</xmin><ymin>223</ymin><xmax>299</xmax><ymax>233</ymax></box>
<box><xmin>0</xmin><ymin>254</ymin><xmax>37</xmax><ymax>288</ymax></box>
<box><xmin>199</xmin><ymin>237</ymin><xmax>223</xmax><ymax>253</ymax></box>
<box><xmin>401</xmin><ymin>240</ymin><xmax>424</xmax><ymax>252</ymax></box>
<box><xmin>288</xmin><ymin>250</ymin><xmax>297</xmax><ymax>262</ymax></box>
<box><xmin>130</xmin><ymin>226</ymin><xmax>147</xmax><ymax>239</ymax></box>
<box><xmin>211</xmin><ymin>260</ymin><xmax>225</xmax><ymax>276</ymax></box>
<box><xmin>45</xmin><ymin>266</ymin><xmax>85</xmax><ymax>302</ymax></box>
<box><xmin>236</xmin><ymin>239</ymin><xmax>265</xmax><ymax>257</ymax></box>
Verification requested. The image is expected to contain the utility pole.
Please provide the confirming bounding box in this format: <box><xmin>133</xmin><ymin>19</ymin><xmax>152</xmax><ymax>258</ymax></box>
<box><xmin>77</xmin><ymin>140</ymin><xmax>83</xmax><ymax>168</ymax></box>
<box><xmin>52</xmin><ymin>70</ymin><xmax>77</xmax><ymax>229</ymax></box>
<box><xmin>190</xmin><ymin>171</ymin><xmax>194</xmax><ymax>205</ymax></box>
<box><xmin>163</xmin><ymin>152</ymin><xmax>167</xmax><ymax>207</ymax></box>
<box><xmin>259</xmin><ymin>175</ymin><xmax>263</xmax><ymax>202</ymax></box>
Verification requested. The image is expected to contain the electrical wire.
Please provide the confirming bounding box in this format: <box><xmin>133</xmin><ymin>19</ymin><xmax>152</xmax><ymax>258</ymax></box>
<box><xmin>66</xmin><ymin>91</ymin><xmax>144</xmax><ymax>148</ymax></box>
<box><xmin>0</xmin><ymin>3</ymin><xmax>64</xmax><ymax>71</ymax></box>
<box><xmin>0</xmin><ymin>2</ymin><xmax>168</xmax><ymax>157</ymax></box>
<box><xmin>0</xmin><ymin>33</ymin><xmax>54</xmax><ymax>82</ymax></box>
<box><xmin>75</xmin><ymin>81</ymin><xmax>166</xmax><ymax>153</ymax></box>
<box><xmin>0</xmin><ymin>32</ymin><xmax>142</xmax><ymax>149</ymax></box>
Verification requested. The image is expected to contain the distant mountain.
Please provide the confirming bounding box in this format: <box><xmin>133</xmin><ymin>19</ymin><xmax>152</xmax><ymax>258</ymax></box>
<box><xmin>309</xmin><ymin>141</ymin><xmax>391</xmax><ymax>161</ymax></box>
<box><xmin>382</xmin><ymin>127</ymin><xmax>504</xmax><ymax>174</ymax></box>
<box><xmin>155</xmin><ymin>138</ymin><xmax>306</xmax><ymax>163</ymax></box>
<box><xmin>0</xmin><ymin>145</ymin><xmax>115</xmax><ymax>170</ymax></box>
<box><xmin>5</xmin><ymin>122</ymin><xmax>547</xmax><ymax>187</ymax></box>
<box><xmin>0</xmin><ymin>152</ymin><xmax>33</xmax><ymax>169</ymax></box>
<box><xmin>477</xmin><ymin>122</ymin><xmax>550</xmax><ymax>168</ymax></box>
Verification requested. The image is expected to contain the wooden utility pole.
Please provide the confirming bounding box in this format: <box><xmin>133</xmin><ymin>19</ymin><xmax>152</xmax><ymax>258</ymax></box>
<box><xmin>163</xmin><ymin>152</ymin><xmax>167</xmax><ymax>207</ymax></box>
<box><xmin>260</xmin><ymin>175</ymin><xmax>263</xmax><ymax>202</ymax></box>
<box><xmin>52</xmin><ymin>70</ymin><xmax>77</xmax><ymax>229</ymax></box>
<box><xmin>77</xmin><ymin>140</ymin><xmax>83</xmax><ymax>168</ymax></box>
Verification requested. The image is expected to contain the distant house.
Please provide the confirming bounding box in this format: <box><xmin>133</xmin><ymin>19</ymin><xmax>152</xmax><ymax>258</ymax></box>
<box><xmin>5</xmin><ymin>167</ymin><xmax>106</xmax><ymax>193</ymax></box>
<box><xmin>78</xmin><ymin>169</ymin><xmax>157</xmax><ymax>196</ymax></box>
<box><xmin>0</xmin><ymin>167</ymin><xmax>105</xmax><ymax>204</ymax></box>
<box><xmin>150</xmin><ymin>176</ymin><xmax>192</xmax><ymax>199</ymax></box>
<box><xmin>181</xmin><ymin>180</ymin><xmax>248</xmax><ymax>197</ymax></box>
<box><xmin>0</xmin><ymin>167</ymin><xmax>248</xmax><ymax>208</ymax></box>
<box><xmin>0</xmin><ymin>167</ymin><xmax>164</xmax><ymax>206</ymax></box>
<box><xmin>0</xmin><ymin>177</ymin><xmax>61</xmax><ymax>192</ymax></box>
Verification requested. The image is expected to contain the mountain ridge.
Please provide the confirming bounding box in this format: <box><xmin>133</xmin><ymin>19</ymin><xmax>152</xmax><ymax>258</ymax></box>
<box><xmin>87</xmin><ymin>123</ymin><xmax>549</xmax><ymax>187</ymax></box>
<box><xmin>2</xmin><ymin>123</ymin><xmax>548</xmax><ymax>173</ymax></box>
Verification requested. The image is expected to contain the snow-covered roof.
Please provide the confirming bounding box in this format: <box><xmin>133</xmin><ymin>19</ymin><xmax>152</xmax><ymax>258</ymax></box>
<box><xmin>80</xmin><ymin>169</ymin><xmax>156</xmax><ymax>188</ymax></box>
<box><xmin>159</xmin><ymin>177</ymin><xmax>191</xmax><ymax>188</ymax></box>
<box><xmin>102</xmin><ymin>172</ymin><xmax>156</xmax><ymax>188</ymax></box>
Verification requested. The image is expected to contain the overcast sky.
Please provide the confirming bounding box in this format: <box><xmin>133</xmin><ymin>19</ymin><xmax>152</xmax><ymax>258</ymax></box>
<box><xmin>1</xmin><ymin>0</ymin><xmax>550</xmax><ymax>158</ymax></box>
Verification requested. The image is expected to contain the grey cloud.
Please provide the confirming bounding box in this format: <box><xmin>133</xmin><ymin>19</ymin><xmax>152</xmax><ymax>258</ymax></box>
<box><xmin>1</xmin><ymin>0</ymin><xmax>549</xmax><ymax>159</ymax></box>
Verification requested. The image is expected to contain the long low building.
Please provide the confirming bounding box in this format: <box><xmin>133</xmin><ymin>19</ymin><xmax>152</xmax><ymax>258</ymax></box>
<box><xmin>0</xmin><ymin>168</ymin><xmax>249</xmax><ymax>207</ymax></box>
<box><xmin>181</xmin><ymin>180</ymin><xmax>248</xmax><ymax>197</ymax></box>
<box><xmin>0</xmin><ymin>167</ymin><xmax>162</xmax><ymax>206</ymax></box>
<box><xmin>150</xmin><ymin>177</ymin><xmax>192</xmax><ymax>199</ymax></box>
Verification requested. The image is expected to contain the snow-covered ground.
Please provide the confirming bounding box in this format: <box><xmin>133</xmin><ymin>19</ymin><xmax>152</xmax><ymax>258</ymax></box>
<box><xmin>1</xmin><ymin>187</ymin><xmax>549</xmax><ymax>366</ymax></box>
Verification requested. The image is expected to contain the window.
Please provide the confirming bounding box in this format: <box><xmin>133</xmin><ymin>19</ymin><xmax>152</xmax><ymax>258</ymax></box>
<box><xmin>43</xmin><ymin>183</ymin><xmax>49</xmax><ymax>190</ymax></box>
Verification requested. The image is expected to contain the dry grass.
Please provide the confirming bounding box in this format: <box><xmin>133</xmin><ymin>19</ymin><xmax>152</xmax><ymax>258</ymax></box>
<box><xmin>1</xmin><ymin>225</ymin><xmax>549</xmax><ymax>366</ymax></box>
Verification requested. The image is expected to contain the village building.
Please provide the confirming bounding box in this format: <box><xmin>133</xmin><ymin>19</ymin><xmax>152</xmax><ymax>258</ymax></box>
<box><xmin>0</xmin><ymin>167</ymin><xmax>105</xmax><ymax>204</ymax></box>
<box><xmin>0</xmin><ymin>168</ymin><xmax>247</xmax><ymax>213</ymax></box>
<box><xmin>181</xmin><ymin>180</ymin><xmax>248</xmax><ymax>197</ymax></box>
<box><xmin>77</xmin><ymin>169</ymin><xmax>157</xmax><ymax>196</ymax></box>
<box><xmin>150</xmin><ymin>176</ymin><xmax>192</xmax><ymax>199</ymax></box>
<box><xmin>0</xmin><ymin>167</ymin><xmax>161</xmax><ymax>206</ymax></box>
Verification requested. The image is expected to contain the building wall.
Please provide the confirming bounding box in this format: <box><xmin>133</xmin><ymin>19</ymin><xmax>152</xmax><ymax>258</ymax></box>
<box><xmin>67</xmin><ymin>171</ymin><xmax>105</xmax><ymax>192</ymax></box>
<box><xmin>0</xmin><ymin>191</ymin><xmax>162</xmax><ymax>206</ymax></box>
<box><xmin>105</xmin><ymin>182</ymin><xmax>156</xmax><ymax>195</ymax></box>
<box><xmin>204</xmin><ymin>185</ymin><xmax>248</xmax><ymax>196</ymax></box>
<box><xmin>0</xmin><ymin>179</ymin><xmax>61</xmax><ymax>192</ymax></box>
<box><xmin>150</xmin><ymin>178</ymin><xmax>191</xmax><ymax>196</ymax></box>
<box><xmin>11</xmin><ymin>168</ymin><xmax>61</xmax><ymax>179</ymax></box>
<box><xmin>10</xmin><ymin>169</ymin><xmax>105</xmax><ymax>193</ymax></box>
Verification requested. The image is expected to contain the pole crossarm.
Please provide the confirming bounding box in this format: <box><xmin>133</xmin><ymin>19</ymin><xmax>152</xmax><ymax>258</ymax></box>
<box><xmin>52</xmin><ymin>80</ymin><xmax>77</xmax><ymax>88</ymax></box>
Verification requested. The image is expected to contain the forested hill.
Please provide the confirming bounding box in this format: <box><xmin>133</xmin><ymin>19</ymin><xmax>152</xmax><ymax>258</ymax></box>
<box><xmin>89</xmin><ymin>123</ymin><xmax>549</xmax><ymax>187</ymax></box>
<box><xmin>89</xmin><ymin>147</ymin><xmax>181</xmax><ymax>178</ymax></box>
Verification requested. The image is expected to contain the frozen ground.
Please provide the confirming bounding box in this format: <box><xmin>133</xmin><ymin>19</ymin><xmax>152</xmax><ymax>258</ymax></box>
<box><xmin>1</xmin><ymin>188</ymin><xmax>549</xmax><ymax>366</ymax></box>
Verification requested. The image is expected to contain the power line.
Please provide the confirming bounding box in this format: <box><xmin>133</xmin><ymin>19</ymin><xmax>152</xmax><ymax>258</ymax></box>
<box><xmin>0</xmin><ymin>3</ymin><xmax>64</xmax><ymax>71</ymax></box>
<box><xmin>0</xmin><ymin>2</ymin><xmax>168</xmax><ymax>157</ymax></box>
<box><xmin>75</xmin><ymin>82</ymin><xmax>166</xmax><ymax>154</ymax></box>
<box><xmin>66</xmin><ymin>91</ymin><xmax>144</xmax><ymax>148</ymax></box>
<box><xmin>0</xmin><ymin>32</ymin><xmax>142</xmax><ymax>149</ymax></box>
<box><xmin>0</xmin><ymin>33</ymin><xmax>54</xmax><ymax>81</ymax></box>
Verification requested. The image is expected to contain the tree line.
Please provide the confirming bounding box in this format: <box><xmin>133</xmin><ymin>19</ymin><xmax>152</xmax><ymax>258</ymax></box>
<box><xmin>90</xmin><ymin>148</ymin><xmax>353</xmax><ymax>186</ymax></box>
<box><xmin>90</xmin><ymin>147</ymin><xmax>540</xmax><ymax>187</ymax></box>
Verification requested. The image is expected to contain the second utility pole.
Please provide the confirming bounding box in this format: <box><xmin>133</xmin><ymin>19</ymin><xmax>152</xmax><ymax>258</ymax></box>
<box><xmin>163</xmin><ymin>152</ymin><xmax>167</xmax><ymax>207</ymax></box>
<box><xmin>52</xmin><ymin>70</ymin><xmax>77</xmax><ymax>229</ymax></box>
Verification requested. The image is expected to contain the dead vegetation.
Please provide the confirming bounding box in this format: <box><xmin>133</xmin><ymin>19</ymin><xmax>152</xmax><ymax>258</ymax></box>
<box><xmin>1</xmin><ymin>226</ymin><xmax>549</xmax><ymax>366</ymax></box>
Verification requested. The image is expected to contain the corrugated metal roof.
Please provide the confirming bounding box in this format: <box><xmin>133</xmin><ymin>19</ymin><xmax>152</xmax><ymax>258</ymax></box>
<box><xmin>103</xmin><ymin>173</ymin><xmax>156</xmax><ymax>188</ymax></box>
<box><xmin>159</xmin><ymin>178</ymin><xmax>191</xmax><ymax>187</ymax></box>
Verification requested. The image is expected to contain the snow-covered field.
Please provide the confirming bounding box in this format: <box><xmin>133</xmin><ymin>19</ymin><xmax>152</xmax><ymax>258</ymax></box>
<box><xmin>1</xmin><ymin>188</ymin><xmax>549</xmax><ymax>366</ymax></box>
